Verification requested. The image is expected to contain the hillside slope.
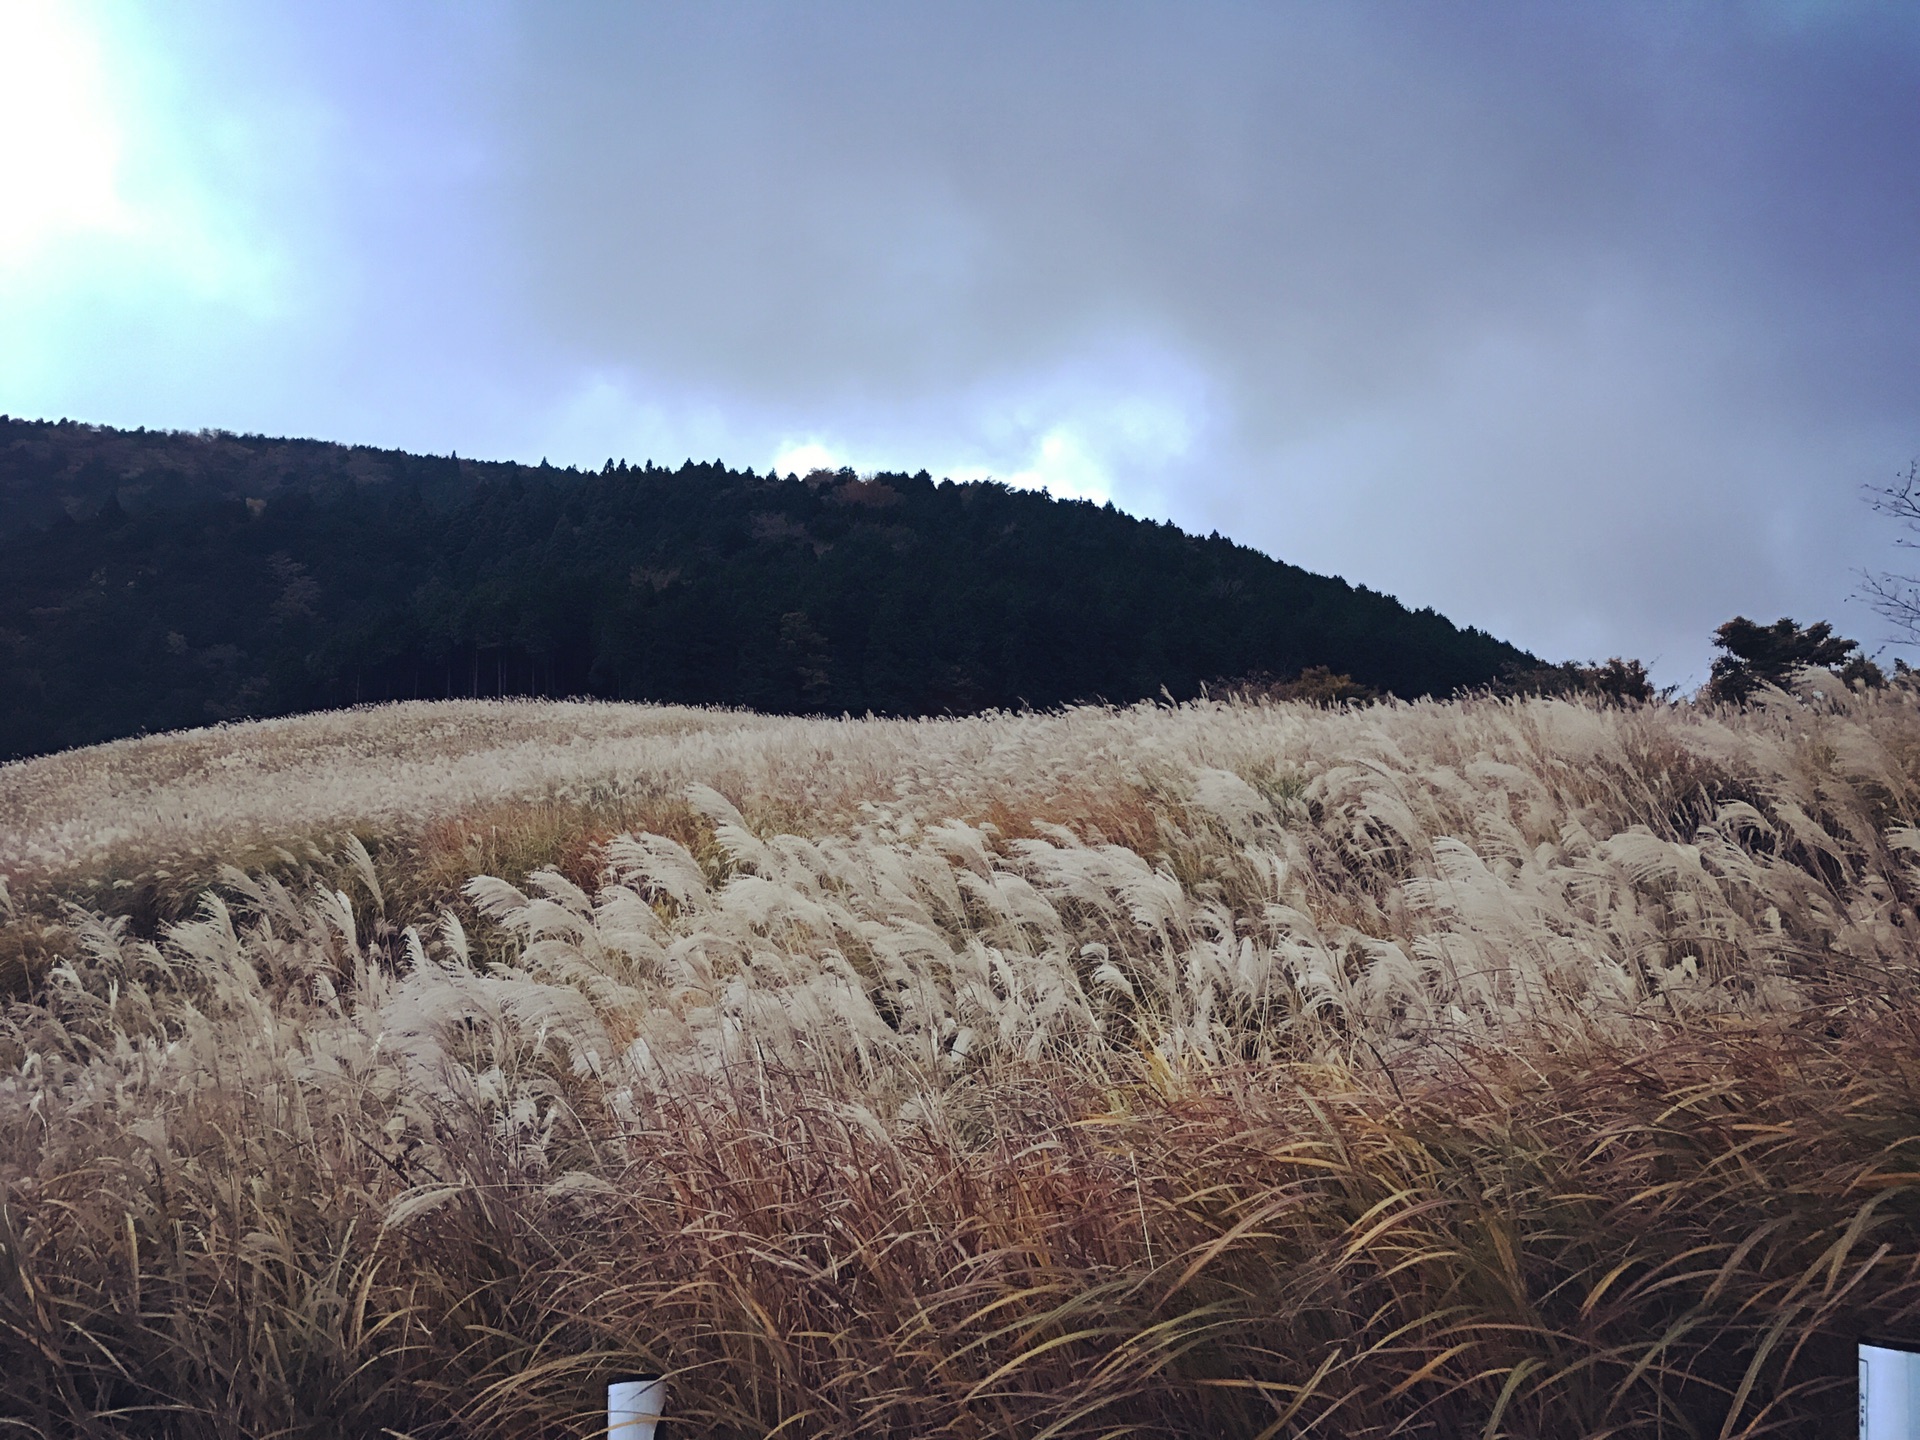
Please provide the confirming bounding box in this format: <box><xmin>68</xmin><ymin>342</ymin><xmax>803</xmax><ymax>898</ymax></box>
<box><xmin>0</xmin><ymin>416</ymin><xmax>1535</xmax><ymax>758</ymax></box>
<box><xmin>2</xmin><ymin>689</ymin><xmax>1918</xmax><ymax>1435</ymax></box>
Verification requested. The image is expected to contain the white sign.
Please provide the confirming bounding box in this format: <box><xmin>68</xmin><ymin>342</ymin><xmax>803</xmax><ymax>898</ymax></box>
<box><xmin>608</xmin><ymin>1375</ymin><xmax>667</xmax><ymax>1440</ymax></box>
<box><xmin>1862</xmin><ymin>1342</ymin><xmax>1920</xmax><ymax>1439</ymax></box>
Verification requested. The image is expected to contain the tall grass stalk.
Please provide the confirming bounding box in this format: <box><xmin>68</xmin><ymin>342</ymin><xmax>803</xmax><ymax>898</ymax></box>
<box><xmin>4</xmin><ymin>685</ymin><xmax>1920</xmax><ymax>1435</ymax></box>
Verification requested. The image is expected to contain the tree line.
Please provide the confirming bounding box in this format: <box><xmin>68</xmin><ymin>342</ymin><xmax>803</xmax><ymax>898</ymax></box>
<box><xmin>0</xmin><ymin>418</ymin><xmax>1537</xmax><ymax>759</ymax></box>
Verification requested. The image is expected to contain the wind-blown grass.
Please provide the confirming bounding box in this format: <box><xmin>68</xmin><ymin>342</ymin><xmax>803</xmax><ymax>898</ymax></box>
<box><xmin>4</xmin><ymin>683</ymin><xmax>1920</xmax><ymax>1435</ymax></box>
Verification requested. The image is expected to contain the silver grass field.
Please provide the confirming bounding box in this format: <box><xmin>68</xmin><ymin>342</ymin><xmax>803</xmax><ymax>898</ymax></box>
<box><xmin>3</xmin><ymin>685</ymin><xmax>1920</xmax><ymax>1437</ymax></box>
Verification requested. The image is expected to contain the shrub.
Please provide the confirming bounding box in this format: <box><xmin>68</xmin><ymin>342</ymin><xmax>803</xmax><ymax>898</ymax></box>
<box><xmin>1492</xmin><ymin>656</ymin><xmax>1655</xmax><ymax>703</ymax></box>
<box><xmin>1708</xmin><ymin>615</ymin><xmax>1884</xmax><ymax>703</ymax></box>
<box><xmin>1215</xmin><ymin>664</ymin><xmax>1379</xmax><ymax>706</ymax></box>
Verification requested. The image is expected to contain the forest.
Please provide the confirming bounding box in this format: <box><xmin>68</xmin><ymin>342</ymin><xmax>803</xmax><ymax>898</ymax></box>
<box><xmin>0</xmin><ymin>416</ymin><xmax>1535</xmax><ymax>758</ymax></box>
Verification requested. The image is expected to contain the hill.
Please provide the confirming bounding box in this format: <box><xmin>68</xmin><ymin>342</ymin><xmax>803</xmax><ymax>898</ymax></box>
<box><xmin>0</xmin><ymin>415</ymin><xmax>1535</xmax><ymax>759</ymax></box>
<box><xmin>2</xmin><ymin>688</ymin><xmax>1917</xmax><ymax>1436</ymax></box>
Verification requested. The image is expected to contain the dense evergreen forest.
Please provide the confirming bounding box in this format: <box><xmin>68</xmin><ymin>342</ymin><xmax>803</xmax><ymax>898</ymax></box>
<box><xmin>0</xmin><ymin>416</ymin><xmax>1538</xmax><ymax>759</ymax></box>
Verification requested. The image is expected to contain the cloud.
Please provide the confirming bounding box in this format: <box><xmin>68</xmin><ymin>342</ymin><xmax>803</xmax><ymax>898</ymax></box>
<box><xmin>0</xmin><ymin>0</ymin><xmax>299</xmax><ymax>309</ymax></box>
<box><xmin>769</xmin><ymin>440</ymin><xmax>840</xmax><ymax>478</ymax></box>
<box><xmin>478</xmin><ymin>2</ymin><xmax>1920</xmax><ymax>680</ymax></box>
<box><xmin>6</xmin><ymin>1</ymin><xmax>1919</xmax><ymax>686</ymax></box>
<box><xmin>537</xmin><ymin>341</ymin><xmax>1201</xmax><ymax>515</ymax></box>
<box><xmin>0</xmin><ymin>0</ymin><xmax>126</xmax><ymax>265</ymax></box>
<box><xmin>0</xmin><ymin>0</ymin><xmax>307</xmax><ymax>432</ymax></box>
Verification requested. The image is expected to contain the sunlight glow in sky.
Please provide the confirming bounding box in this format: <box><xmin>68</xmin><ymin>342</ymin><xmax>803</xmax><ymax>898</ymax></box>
<box><xmin>0</xmin><ymin>0</ymin><xmax>124</xmax><ymax>263</ymax></box>
<box><xmin>4</xmin><ymin>0</ymin><xmax>1918</xmax><ymax>686</ymax></box>
<box><xmin>773</xmin><ymin>428</ymin><xmax>1117</xmax><ymax>506</ymax></box>
<box><xmin>0</xmin><ymin>0</ymin><xmax>287</xmax><ymax>420</ymax></box>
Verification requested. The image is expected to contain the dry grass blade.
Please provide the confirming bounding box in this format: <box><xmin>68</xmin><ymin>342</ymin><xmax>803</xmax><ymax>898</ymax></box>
<box><xmin>3</xmin><ymin>687</ymin><xmax>1920</xmax><ymax>1433</ymax></box>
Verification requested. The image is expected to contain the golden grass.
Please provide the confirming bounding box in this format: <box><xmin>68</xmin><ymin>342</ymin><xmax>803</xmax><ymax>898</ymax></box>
<box><xmin>4</xmin><ymin>684</ymin><xmax>1920</xmax><ymax>1435</ymax></box>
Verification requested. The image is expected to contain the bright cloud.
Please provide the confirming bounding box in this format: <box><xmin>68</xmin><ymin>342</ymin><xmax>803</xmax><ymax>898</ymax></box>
<box><xmin>1006</xmin><ymin>430</ymin><xmax>1109</xmax><ymax>503</ymax></box>
<box><xmin>0</xmin><ymin>0</ymin><xmax>294</xmax><ymax>426</ymax></box>
<box><xmin>7</xmin><ymin>5</ymin><xmax>1916</xmax><ymax>684</ymax></box>
<box><xmin>536</xmin><ymin>361</ymin><xmax>1201</xmax><ymax>517</ymax></box>
<box><xmin>975</xmin><ymin>387</ymin><xmax>1196</xmax><ymax>510</ymax></box>
<box><xmin>0</xmin><ymin>0</ymin><xmax>126</xmax><ymax>264</ymax></box>
<box><xmin>770</xmin><ymin>440</ymin><xmax>842</xmax><ymax>476</ymax></box>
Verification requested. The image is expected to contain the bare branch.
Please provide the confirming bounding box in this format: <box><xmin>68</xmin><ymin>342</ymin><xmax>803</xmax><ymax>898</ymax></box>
<box><xmin>1866</xmin><ymin>459</ymin><xmax>1920</xmax><ymax>545</ymax></box>
<box><xmin>1858</xmin><ymin>460</ymin><xmax>1920</xmax><ymax>642</ymax></box>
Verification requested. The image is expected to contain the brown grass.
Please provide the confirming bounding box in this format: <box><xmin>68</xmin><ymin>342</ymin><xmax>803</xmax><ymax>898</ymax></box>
<box><xmin>4</xmin><ymin>685</ymin><xmax>1920</xmax><ymax>1436</ymax></box>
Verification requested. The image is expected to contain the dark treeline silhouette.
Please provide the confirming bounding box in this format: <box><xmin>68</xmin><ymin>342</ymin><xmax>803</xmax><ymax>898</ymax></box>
<box><xmin>0</xmin><ymin>416</ymin><xmax>1537</xmax><ymax>759</ymax></box>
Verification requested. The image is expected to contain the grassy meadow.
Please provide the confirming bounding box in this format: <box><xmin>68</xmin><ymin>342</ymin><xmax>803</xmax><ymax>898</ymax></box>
<box><xmin>4</xmin><ymin>686</ymin><xmax>1920</xmax><ymax>1436</ymax></box>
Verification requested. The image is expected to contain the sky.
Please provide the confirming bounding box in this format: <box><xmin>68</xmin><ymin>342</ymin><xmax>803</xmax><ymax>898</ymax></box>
<box><xmin>2</xmin><ymin>0</ymin><xmax>1917</xmax><ymax>687</ymax></box>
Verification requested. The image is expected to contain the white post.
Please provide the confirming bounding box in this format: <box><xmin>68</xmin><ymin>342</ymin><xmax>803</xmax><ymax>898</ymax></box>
<box><xmin>607</xmin><ymin>1374</ymin><xmax>667</xmax><ymax>1440</ymax></box>
<box><xmin>1862</xmin><ymin>1340</ymin><xmax>1920</xmax><ymax>1438</ymax></box>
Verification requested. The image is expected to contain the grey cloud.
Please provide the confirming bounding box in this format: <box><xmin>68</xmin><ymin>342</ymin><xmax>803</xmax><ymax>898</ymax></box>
<box><xmin>14</xmin><ymin>1</ymin><xmax>1920</xmax><ymax>684</ymax></box>
<box><xmin>456</xmin><ymin>3</ymin><xmax>1920</xmax><ymax>679</ymax></box>
<box><xmin>499</xmin><ymin>5</ymin><xmax>1920</xmax><ymax>397</ymax></box>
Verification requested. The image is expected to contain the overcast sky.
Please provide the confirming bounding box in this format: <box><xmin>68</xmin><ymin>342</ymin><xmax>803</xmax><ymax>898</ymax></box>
<box><xmin>3</xmin><ymin>0</ymin><xmax>1917</xmax><ymax>685</ymax></box>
